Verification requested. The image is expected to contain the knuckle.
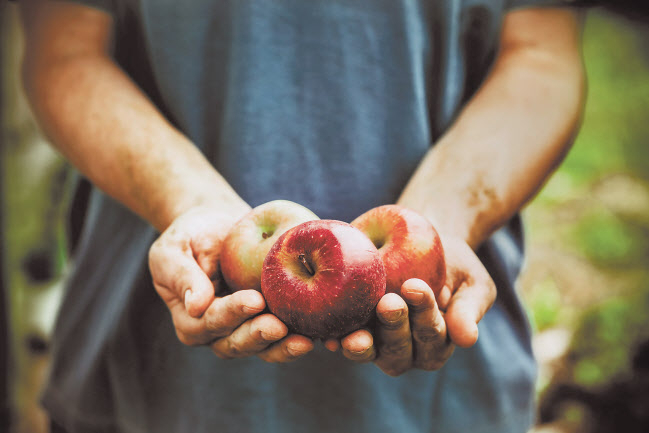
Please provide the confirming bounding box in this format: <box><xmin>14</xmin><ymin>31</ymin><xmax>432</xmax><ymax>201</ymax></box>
<box><xmin>225</xmin><ymin>339</ymin><xmax>246</xmax><ymax>358</ymax></box>
<box><xmin>203</xmin><ymin>307</ymin><xmax>236</xmax><ymax>338</ymax></box>
<box><xmin>203</xmin><ymin>308</ymin><xmax>224</xmax><ymax>331</ymax></box>
<box><xmin>175</xmin><ymin>331</ymin><xmax>199</xmax><ymax>347</ymax></box>
<box><xmin>413</xmin><ymin>327</ymin><xmax>444</xmax><ymax>345</ymax></box>
<box><xmin>380</xmin><ymin>339</ymin><xmax>411</xmax><ymax>358</ymax></box>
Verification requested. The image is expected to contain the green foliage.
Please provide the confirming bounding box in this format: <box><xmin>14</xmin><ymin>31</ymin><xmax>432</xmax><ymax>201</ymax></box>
<box><xmin>560</xmin><ymin>12</ymin><xmax>649</xmax><ymax>186</ymax></box>
<box><xmin>527</xmin><ymin>10</ymin><xmax>649</xmax><ymax>397</ymax></box>
<box><xmin>527</xmin><ymin>277</ymin><xmax>562</xmax><ymax>331</ymax></box>
<box><xmin>569</xmin><ymin>209</ymin><xmax>649</xmax><ymax>267</ymax></box>
<box><xmin>570</xmin><ymin>292</ymin><xmax>649</xmax><ymax>386</ymax></box>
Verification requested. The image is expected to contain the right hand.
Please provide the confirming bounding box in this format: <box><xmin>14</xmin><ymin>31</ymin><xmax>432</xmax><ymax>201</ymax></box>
<box><xmin>329</xmin><ymin>236</ymin><xmax>496</xmax><ymax>376</ymax></box>
<box><xmin>148</xmin><ymin>206</ymin><xmax>314</xmax><ymax>362</ymax></box>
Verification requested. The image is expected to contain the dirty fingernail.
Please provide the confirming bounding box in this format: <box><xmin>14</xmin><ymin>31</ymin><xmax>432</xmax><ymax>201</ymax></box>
<box><xmin>349</xmin><ymin>346</ymin><xmax>370</xmax><ymax>355</ymax></box>
<box><xmin>261</xmin><ymin>331</ymin><xmax>282</xmax><ymax>341</ymax></box>
<box><xmin>242</xmin><ymin>304</ymin><xmax>263</xmax><ymax>315</ymax></box>
<box><xmin>383</xmin><ymin>309</ymin><xmax>403</xmax><ymax>323</ymax></box>
<box><xmin>404</xmin><ymin>290</ymin><xmax>424</xmax><ymax>304</ymax></box>
<box><xmin>287</xmin><ymin>344</ymin><xmax>307</xmax><ymax>357</ymax></box>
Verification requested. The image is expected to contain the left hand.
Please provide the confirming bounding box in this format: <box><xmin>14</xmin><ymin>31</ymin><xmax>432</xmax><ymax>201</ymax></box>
<box><xmin>149</xmin><ymin>206</ymin><xmax>314</xmax><ymax>363</ymax></box>
<box><xmin>325</xmin><ymin>236</ymin><xmax>496</xmax><ymax>376</ymax></box>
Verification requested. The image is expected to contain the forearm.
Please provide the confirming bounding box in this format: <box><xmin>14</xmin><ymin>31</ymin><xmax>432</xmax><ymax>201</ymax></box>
<box><xmin>398</xmin><ymin>9</ymin><xmax>585</xmax><ymax>249</ymax></box>
<box><xmin>20</xmin><ymin>2</ymin><xmax>249</xmax><ymax>231</ymax></box>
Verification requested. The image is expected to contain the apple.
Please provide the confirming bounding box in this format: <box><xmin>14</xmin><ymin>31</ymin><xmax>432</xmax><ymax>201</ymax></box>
<box><xmin>261</xmin><ymin>220</ymin><xmax>386</xmax><ymax>339</ymax></box>
<box><xmin>220</xmin><ymin>200</ymin><xmax>319</xmax><ymax>292</ymax></box>
<box><xmin>351</xmin><ymin>205</ymin><xmax>445</xmax><ymax>296</ymax></box>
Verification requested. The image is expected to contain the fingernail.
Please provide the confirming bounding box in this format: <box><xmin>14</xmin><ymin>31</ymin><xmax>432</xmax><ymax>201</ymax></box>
<box><xmin>383</xmin><ymin>309</ymin><xmax>402</xmax><ymax>323</ymax></box>
<box><xmin>404</xmin><ymin>290</ymin><xmax>424</xmax><ymax>305</ymax></box>
<box><xmin>261</xmin><ymin>331</ymin><xmax>282</xmax><ymax>341</ymax></box>
<box><xmin>242</xmin><ymin>304</ymin><xmax>263</xmax><ymax>315</ymax></box>
<box><xmin>349</xmin><ymin>346</ymin><xmax>369</xmax><ymax>355</ymax></box>
<box><xmin>287</xmin><ymin>345</ymin><xmax>306</xmax><ymax>357</ymax></box>
<box><xmin>184</xmin><ymin>290</ymin><xmax>194</xmax><ymax>306</ymax></box>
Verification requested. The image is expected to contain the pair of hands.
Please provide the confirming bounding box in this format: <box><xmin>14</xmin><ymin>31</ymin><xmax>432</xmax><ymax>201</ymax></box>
<box><xmin>148</xmin><ymin>205</ymin><xmax>496</xmax><ymax>376</ymax></box>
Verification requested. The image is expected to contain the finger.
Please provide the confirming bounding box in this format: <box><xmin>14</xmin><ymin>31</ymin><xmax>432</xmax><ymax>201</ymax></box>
<box><xmin>210</xmin><ymin>314</ymin><xmax>287</xmax><ymax>359</ymax></box>
<box><xmin>445</xmin><ymin>276</ymin><xmax>496</xmax><ymax>348</ymax></box>
<box><xmin>202</xmin><ymin>290</ymin><xmax>266</xmax><ymax>334</ymax></box>
<box><xmin>149</xmin><ymin>235</ymin><xmax>215</xmax><ymax>318</ymax></box>
<box><xmin>181</xmin><ymin>255</ymin><xmax>217</xmax><ymax>317</ymax></box>
<box><xmin>401</xmin><ymin>279</ymin><xmax>454</xmax><ymax>370</ymax></box>
<box><xmin>374</xmin><ymin>293</ymin><xmax>412</xmax><ymax>376</ymax></box>
<box><xmin>170</xmin><ymin>290</ymin><xmax>265</xmax><ymax>346</ymax></box>
<box><xmin>257</xmin><ymin>335</ymin><xmax>315</xmax><ymax>363</ymax></box>
<box><xmin>341</xmin><ymin>330</ymin><xmax>376</xmax><ymax>363</ymax></box>
<box><xmin>437</xmin><ymin>285</ymin><xmax>452</xmax><ymax>311</ymax></box>
<box><xmin>324</xmin><ymin>339</ymin><xmax>340</xmax><ymax>352</ymax></box>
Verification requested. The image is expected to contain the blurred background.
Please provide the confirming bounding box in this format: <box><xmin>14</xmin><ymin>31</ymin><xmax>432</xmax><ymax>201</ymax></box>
<box><xmin>1</xmin><ymin>2</ymin><xmax>648</xmax><ymax>433</ymax></box>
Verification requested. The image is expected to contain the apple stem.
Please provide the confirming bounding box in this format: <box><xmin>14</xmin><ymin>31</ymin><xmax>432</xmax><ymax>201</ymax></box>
<box><xmin>298</xmin><ymin>254</ymin><xmax>315</xmax><ymax>276</ymax></box>
<box><xmin>262</xmin><ymin>232</ymin><xmax>270</xmax><ymax>239</ymax></box>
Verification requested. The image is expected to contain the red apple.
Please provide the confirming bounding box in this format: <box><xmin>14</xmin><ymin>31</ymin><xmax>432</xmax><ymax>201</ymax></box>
<box><xmin>261</xmin><ymin>220</ymin><xmax>386</xmax><ymax>339</ymax></box>
<box><xmin>351</xmin><ymin>205</ymin><xmax>445</xmax><ymax>296</ymax></box>
<box><xmin>221</xmin><ymin>200</ymin><xmax>319</xmax><ymax>292</ymax></box>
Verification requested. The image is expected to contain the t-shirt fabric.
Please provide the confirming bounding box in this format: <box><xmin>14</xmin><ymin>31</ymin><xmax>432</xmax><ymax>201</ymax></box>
<box><xmin>42</xmin><ymin>1</ymin><xmax>557</xmax><ymax>432</ymax></box>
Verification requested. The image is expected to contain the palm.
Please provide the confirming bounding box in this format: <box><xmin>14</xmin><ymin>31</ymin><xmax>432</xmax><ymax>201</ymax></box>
<box><xmin>333</xmin><ymin>235</ymin><xmax>496</xmax><ymax>376</ymax></box>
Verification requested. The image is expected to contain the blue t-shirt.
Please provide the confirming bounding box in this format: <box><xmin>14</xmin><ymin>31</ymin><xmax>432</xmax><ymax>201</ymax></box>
<box><xmin>43</xmin><ymin>1</ymin><xmax>557</xmax><ymax>432</ymax></box>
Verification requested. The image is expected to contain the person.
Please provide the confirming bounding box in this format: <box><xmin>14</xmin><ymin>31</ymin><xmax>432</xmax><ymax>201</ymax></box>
<box><xmin>19</xmin><ymin>0</ymin><xmax>585</xmax><ymax>432</ymax></box>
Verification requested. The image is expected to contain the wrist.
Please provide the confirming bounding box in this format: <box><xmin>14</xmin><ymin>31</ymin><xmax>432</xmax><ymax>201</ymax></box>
<box><xmin>166</xmin><ymin>194</ymin><xmax>250</xmax><ymax>231</ymax></box>
<box><xmin>394</xmin><ymin>199</ymin><xmax>479</xmax><ymax>249</ymax></box>
<box><xmin>162</xmin><ymin>196</ymin><xmax>251</xmax><ymax>234</ymax></box>
<box><xmin>145</xmin><ymin>139</ymin><xmax>251</xmax><ymax>231</ymax></box>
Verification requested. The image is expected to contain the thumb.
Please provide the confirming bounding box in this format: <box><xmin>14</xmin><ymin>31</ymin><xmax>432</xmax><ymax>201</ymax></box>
<box><xmin>149</xmin><ymin>240</ymin><xmax>216</xmax><ymax>318</ymax></box>
<box><xmin>181</xmin><ymin>256</ymin><xmax>217</xmax><ymax>317</ymax></box>
<box><xmin>444</xmin><ymin>280</ymin><xmax>495</xmax><ymax>348</ymax></box>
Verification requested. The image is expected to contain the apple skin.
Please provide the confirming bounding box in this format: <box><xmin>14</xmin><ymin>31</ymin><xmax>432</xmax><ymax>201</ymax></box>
<box><xmin>221</xmin><ymin>200</ymin><xmax>319</xmax><ymax>292</ymax></box>
<box><xmin>351</xmin><ymin>205</ymin><xmax>446</xmax><ymax>296</ymax></box>
<box><xmin>261</xmin><ymin>220</ymin><xmax>386</xmax><ymax>339</ymax></box>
